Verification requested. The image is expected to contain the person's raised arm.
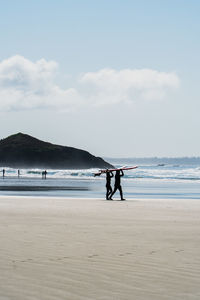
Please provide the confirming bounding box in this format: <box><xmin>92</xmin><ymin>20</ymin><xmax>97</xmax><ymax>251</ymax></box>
<box><xmin>120</xmin><ymin>170</ymin><xmax>124</xmax><ymax>176</ymax></box>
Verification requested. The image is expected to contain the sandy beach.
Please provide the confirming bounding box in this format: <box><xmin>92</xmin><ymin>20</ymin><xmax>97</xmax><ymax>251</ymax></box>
<box><xmin>0</xmin><ymin>196</ymin><xmax>200</xmax><ymax>300</ymax></box>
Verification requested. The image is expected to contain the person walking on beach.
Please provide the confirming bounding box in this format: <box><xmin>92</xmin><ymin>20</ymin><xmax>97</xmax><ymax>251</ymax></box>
<box><xmin>43</xmin><ymin>170</ymin><xmax>47</xmax><ymax>179</ymax></box>
<box><xmin>2</xmin><ymin>169</ymin><xmax>5</xmax><ymax>178</ymax></box>
<box><xmin>109</xmin><ymin>170</ymin><xmax>125</xmax><ymax>200</ymax></box>
<box><xmin>42</xmin><ymin>170</ymin><xmax>47</xmax><ymax>179</ymax></box>
<box><xmin>18</xmin><ymin>170</ymin><xmax>20</xmax><ymax>178</ymax></box>
<box><xmin>106</xmin><ymin>170</ymin><xmax>113</xmax><ymax>200</ymax></box>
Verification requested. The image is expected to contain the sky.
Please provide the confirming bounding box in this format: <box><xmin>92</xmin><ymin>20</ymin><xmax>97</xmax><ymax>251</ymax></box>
<box><xmin>0</xmin><ymin>0</ymin><xmax>200</xmax><ymax>157</ymax></box>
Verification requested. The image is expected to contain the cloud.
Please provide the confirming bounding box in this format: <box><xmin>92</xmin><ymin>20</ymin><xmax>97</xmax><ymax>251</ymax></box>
<box><xmin>0</xmin><ymin>55</ymin><xmax>81</xmax><ymax>111</ymax></box>
<box><xmin>0</xmin><ymin>55</ymin><xmax>180</xmax><ymax>111</ymax></box>
<box><xmin>80</xmin><ymin>68</ymin><xmax>180</xmax><ymax>105</ymax></box>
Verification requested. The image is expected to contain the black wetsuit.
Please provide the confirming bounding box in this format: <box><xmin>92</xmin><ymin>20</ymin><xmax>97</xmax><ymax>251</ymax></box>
<box><xmin>106</xmin><ymin>172</ymin><xmax>113</xmax><ymax>200</ymax></box>
<box><xmin>110</xmin><ymin>170</ymin><xmax>125</xmax><ymax>200</ymax></box>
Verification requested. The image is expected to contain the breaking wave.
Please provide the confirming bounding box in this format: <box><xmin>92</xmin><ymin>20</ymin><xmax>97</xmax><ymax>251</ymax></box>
<box><xmin>1</xmin><ymin>163</ymin><xmax>200</xmax><ymax>182</ymax></box>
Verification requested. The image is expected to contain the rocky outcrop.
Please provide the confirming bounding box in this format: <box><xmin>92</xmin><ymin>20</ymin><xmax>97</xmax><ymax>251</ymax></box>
<box><xmin>0</xmin><ymin>133</ymin><xmax>113</xmax><ymax>169</ymax></box>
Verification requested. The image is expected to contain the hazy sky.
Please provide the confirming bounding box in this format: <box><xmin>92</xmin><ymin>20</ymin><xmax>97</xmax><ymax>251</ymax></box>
<box><xmin>0</xmin><ymin>0</ymin><xmax>199</xmax><ymax>157</ymax></box>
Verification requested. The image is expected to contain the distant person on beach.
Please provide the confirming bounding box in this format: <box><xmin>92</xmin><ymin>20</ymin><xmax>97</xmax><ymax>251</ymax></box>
<box><xmin>2</xmin><ymin>169</ymin><xmax>5</xmax><ymax>178</ymax></box>
<box><xmin>109</xmin><ymin>170</ymin><xmax>125</xmax><ymax>200</ymax></box>
<box><xmin>18</xmin><ymin>170</ymin><xmax>20</xmax><ymax>178</ymax></box>
<box><xmin>106</xmin><ymin>170</ymin><xmax>113</xmax><ymax>200</ymax></box>
<box><xmin>43</xmin><ymin>170</ymin><xmax>47</xmax><ymax>179</ymax></box>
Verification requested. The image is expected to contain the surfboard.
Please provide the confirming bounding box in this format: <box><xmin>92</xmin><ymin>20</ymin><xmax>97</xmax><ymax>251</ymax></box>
<box><xmin>94</xmin><ymin>166</ymin><xmax>138</xmax><ymax>176</ymax></box>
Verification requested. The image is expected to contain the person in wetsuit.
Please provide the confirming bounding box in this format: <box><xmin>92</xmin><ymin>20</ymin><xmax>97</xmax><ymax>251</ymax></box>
<box><xmin>109</xmin><ymin>170</ymin><xmax>125</xmax><ymax>200</ymax></box>
<box><xmin>106</xmin><ymin>170</ymin><xmax>113</xmax><ymax>200</ymax></box>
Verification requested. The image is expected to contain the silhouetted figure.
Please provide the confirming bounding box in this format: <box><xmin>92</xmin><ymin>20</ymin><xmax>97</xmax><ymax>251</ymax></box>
<box><xmin>43</xmin><ymin>170</ymin><xmax>47</xmax><ymax>179</ymax></box>
<box><xmin>109</xmin><ymin>170</ymin><xmax>125</xmax><ymax>200</ymax></box>
<box><xmin>18</xmin><ymin>170</ymin><xmax>20</xmax><ymax>178</ymax></box>
<box><xmin>42</xmin><ymin>171</ymin><xmax>47</xmax><ymax>179</ymax></box>
<box><xmin>2</xmin><ymin>169</ymin><xmax>5</xmax><ymax>179</ymax></box>
<box><xmin>106</xmin><ymin>170</ymin><xmax>113</xmax><ymax>200</ymax></box>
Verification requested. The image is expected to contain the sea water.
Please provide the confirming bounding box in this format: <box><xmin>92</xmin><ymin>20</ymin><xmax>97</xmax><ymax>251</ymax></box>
<box><xmin>0</xmin><ymin>158</ymin><xmax>200</xmax><ymax>199</ymax></box>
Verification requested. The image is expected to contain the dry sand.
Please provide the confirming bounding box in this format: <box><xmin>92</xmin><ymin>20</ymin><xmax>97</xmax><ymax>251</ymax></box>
<box><xmin>0</xmin><ymin>196</ymin><xmax>200</xmax><ymax>300</ymax></box>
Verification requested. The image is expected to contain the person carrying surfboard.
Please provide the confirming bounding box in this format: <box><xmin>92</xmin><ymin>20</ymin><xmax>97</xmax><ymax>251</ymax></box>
<box><xmin>106</xmin><ymin>169</ymin><xmax>113</xmax><ymax>200</ymax></box>
<box><xmin>109</xmin><ymin>169</ymin><xmax>125</xmax><ymax>200</ymax></box>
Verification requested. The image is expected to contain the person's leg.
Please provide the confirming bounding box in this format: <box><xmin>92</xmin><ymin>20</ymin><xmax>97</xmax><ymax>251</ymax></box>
<box><xmin>109</xmin><ymin>186</ymin><xmax>117</xmax><ymax>200</ymax></box>
<box><xmin>106</xmin><ymin>185</ymin><xmax>110</xmax><ymax>199</ymax></box>
<box><xmin>119</xmin><ymin>186</ymin><xmax>125</xmax><ymax>200</ymax></box>
<box><xmin>108</xmin><ymin>186</ymin><xmax>112</xmax><ymax>198</ymax></box>
<box><xmin>106</xmin><ymin>185</ymin><xmax>113</xmax><ymax>199</ymax></box>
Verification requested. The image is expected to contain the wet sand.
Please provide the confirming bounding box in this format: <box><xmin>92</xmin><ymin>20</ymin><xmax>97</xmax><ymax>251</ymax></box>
<box><xmin>0</xmin><ymin>196</ymin><xmax>200</xmax><ymax>300</ymax></box>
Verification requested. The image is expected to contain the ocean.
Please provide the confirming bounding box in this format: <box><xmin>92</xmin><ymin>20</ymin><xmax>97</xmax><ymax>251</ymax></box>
<box><xmin>1</xmin><ymin>158</ymin><xmax>200</xmax><ymax>199</ymax></box>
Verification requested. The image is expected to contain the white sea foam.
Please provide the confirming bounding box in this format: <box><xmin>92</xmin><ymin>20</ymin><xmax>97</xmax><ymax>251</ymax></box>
<box><xmin>1</xmin><ymin>164</ymin><xmax>200</xmax><ymax>181</ymax></box>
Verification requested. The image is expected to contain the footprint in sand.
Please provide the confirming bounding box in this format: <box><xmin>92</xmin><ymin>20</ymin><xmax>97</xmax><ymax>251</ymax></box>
<box><xmin>149</xmin><ymin>251</ymin><xmax>156</xmax><ymax>254</ymax></box>
<box><xmin>88</xmin><ymin>254</ymin><xmax>99</xmax><ymax>258</ymax></box>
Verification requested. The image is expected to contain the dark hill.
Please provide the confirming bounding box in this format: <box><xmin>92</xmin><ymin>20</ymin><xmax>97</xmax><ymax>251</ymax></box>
<box><xmin>0</xmin><ymin>133</ymin><xmax>113</xmax><ymax>169</ymax></box>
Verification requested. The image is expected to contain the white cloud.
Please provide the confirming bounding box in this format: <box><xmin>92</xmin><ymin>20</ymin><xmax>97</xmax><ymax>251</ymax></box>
<box><xmin>80</xmin><ymin>68</ymin><xmax>180</xmax><ymax>105</ymax></box>
<box><xmin>0</xmin><ymin>55</ymin><xmax>81</xmax><ymax>111</ymax></box>
<box><xmin>0</xmin><ymin>56</ymin><xmax>180</xmax><ymax>111</ymax></box>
